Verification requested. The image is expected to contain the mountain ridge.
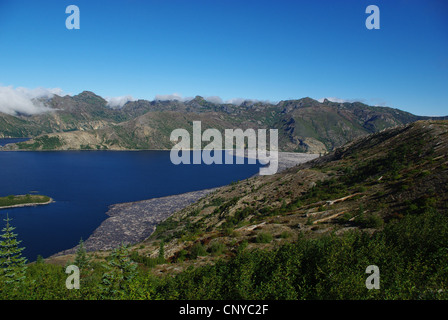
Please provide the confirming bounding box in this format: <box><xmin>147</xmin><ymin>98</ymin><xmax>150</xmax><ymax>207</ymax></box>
<box><xmin>1</xmin><ymin>91</ymin><xmax>446</xmax><ymax>153</ymax></box>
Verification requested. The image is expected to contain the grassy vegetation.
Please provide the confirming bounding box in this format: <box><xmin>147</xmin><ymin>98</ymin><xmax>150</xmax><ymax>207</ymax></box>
<box><xmin>157</xmin><ymin>210</ymin><xmax>447</xmax><ymax>300</ymax></box>
<box><xmin>0</xmin><ymin>194</ymin><xmax>51</xmax><ymax>208</ymax></box>
<box><xmin>17</xmin><ymin>135</ymin><xmax>63</xmax><ymax>150</ymax></box>
<box><xmin>209</xmin><ymin>241</ymin><xmax>226</xmax><ymax>256</ymax></box>
<box><xmin>130</xmin><ymin>251</ymin><xmax>165</xmax><ymax>269</ymax></box>
<box><xmin>255</xmin><ymin>232</ymin><xmax>273</xmax><ymax>244</ymax></box>
<box><xmin>1</xmin><ymin>202</ymin><xmax>446</xmax><ymax>300</ymax></box>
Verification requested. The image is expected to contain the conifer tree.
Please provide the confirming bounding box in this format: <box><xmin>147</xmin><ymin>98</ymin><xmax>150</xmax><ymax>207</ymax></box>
<box><xmin>158</xmin><ymin>241</ymin><xmax>165</xmax><ymax>262</ymax></box>
<box><xmin>100</xmin><ymin>243</ymin><xmax>137</xmax><ymax>299</ymax></box>
<box><xmin>74</xmin><ymin>238</ymin><xmax>91</xmax><ymax>271</ymax></box>
<box><xmin>0</xmin><ymin>214</ymin><xmax>27</xmax><ymax>285</ymax></box>
<box><xmin>36</xmin><ymin>255</ymin><xmax>44</xmax><ymax>264</ymax></box>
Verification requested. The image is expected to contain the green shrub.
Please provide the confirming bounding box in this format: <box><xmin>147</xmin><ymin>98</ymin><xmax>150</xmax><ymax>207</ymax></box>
<box><xmin>189</xmin><ymin>243</ymin><xmax>207</xmax><ymax>259</ymax></box>
<box><xmin>255</xmin><ymin>232</ymin><xmax>273</xmax><ymax>244</ymax></box>
<box><xmin>305</xmin><ymin>217</ymin><xmax>313</xmax><ymax>225</ymax></box>
<box><xmin>176</xmin><ymin>250</ymin><xmax>188</xmax><ymax>262</ymax></box>
<box><xmin>280</xmin><ymin>231</ymin><xmax>292</xmax><ymax>239</ymax></box>
<box><xmin>355</xmin><ymin>213</ymin><xmax>384</xmax><ymax>229</ymax></box>
<box><xmin>339</xmin><ymin>212</ymin><xmax>353</xmax><ymax>223</ymax></box>
<box><xmin>209</xmin><ymin>242</ymin><xmax>226</xmax><ymax>256</ymax></box>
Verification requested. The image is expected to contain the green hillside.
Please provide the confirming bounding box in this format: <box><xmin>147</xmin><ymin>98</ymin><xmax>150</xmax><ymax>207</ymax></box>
<box><xmin>3</xmin><ymin>120</ymin><xmax>446</xmax><ymax>300</ymax></box>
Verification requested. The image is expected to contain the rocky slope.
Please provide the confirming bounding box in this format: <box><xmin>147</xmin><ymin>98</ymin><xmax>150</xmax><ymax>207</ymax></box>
<box><xmin>127</xmin><ymin>120</ymin><xmax>448</xmax><ymax>275</ymax></box>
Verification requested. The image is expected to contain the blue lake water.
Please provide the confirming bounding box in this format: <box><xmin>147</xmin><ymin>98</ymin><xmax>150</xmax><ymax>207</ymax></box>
<box><xmin>0</xmin><ymin>138</ymin><xmax>30</xmax><ymax>146</ymax></box>
<box><xmin>0</xmin><ymin>148</ymin><xmax>263</xmax><ymax>260</ymax></box>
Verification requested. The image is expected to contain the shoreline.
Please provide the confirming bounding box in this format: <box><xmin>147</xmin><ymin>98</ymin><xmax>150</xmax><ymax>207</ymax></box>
<box><xmin>51</xmin><ymin>188</ymin><xmax>218</xmax><ymax>257</ymax></box>
<box><xmin>0</xmin><ymin>198</ymin><xmax>54</xmax><ymax>210</ymax></box>
<box><xmin>0</xmin><ymin>142</ymin><xmax>319</xmax><ymax>155</ymax></box>
<box><xmin>0</xmin><ymin>148</ymin><xmax>318</xmax><ymax>154</ymax></box>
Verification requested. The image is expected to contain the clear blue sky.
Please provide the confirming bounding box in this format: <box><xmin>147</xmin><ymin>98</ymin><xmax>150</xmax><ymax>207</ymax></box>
<box><xmin>0</xmin><ymin>0</ymin><xmax>447</xmax><ymax>115</ymax></box>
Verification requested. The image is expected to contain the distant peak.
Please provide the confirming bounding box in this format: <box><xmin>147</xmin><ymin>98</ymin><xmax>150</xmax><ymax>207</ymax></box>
<box><xmin>192</xmin><ymin>95</ymin><xmax>205</xmax><ymax>102</ymax></box>
<box><xmin>76</xmin><ymin>91</ymin><xmax>99</xmax><ymax>97</ymax></box>
<box><xmin>70</xmin><ymin>91</ymin><xmax>107</xmax><ymax>107</ymax></box>
<box><xmin>298</xmin><ymin>97</ymin><xmax>319</xmax><ymax>103</ymax></box>
<box><xmin>74</xmin><ymin>91</ymin><xmax>106</xmax><ymax>101</ymax></box>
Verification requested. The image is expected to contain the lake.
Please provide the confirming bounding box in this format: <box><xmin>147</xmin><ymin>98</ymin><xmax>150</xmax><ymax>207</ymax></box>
<box><xmin>0</xmin><ymin>138</ymin><xmax>30</xmax><ymax>147</ymax></box>
<box><xmin>0</xmin><ymin>147</ymin><xmax>263</xmax><ymax>260</ymax></box>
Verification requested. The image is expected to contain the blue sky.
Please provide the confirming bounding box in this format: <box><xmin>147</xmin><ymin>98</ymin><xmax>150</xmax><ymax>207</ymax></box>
<box><xmin>0</xmin><ymin>0</ymin><xmax>447</xmax><ymax>115</ymax></box>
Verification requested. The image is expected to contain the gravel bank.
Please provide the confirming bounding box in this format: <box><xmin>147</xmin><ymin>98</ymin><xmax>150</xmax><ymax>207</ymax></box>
<box><xmin>53</xmin><ymin>188</ymin><xmax>217</xmax><ymax>256</ymax></box>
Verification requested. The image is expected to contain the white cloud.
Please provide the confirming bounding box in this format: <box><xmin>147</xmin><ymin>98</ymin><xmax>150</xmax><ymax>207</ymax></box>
<box><xmin>368</xmin><ymin>98</ymin><xmax>387</xmax><ymax>107</ymax></box>
<box><xmin>105</xmin><ymin>95</ymin><xmax>135</xmax><ymax>109</ymax></box>
<box><xmin>318</xmin><ymin>97</ymin><xmax>387</xmax><ymax>106</ymax></box>
<box><xmin>318</xmin><ymin>97</ymin><xmax>352</xmax><ymax>103</ymax></box>
<box><xmin>154</xmin><ymin>93</ymin><xmax>193</xmax><ymax>102</ymax></box>
<box><xmin>0</xmin><ymin>86</ymin><xmax>63</xmax><ymax>116</ymax></box>
<box><xmin>16</xmin><ymin>87</ymin><xmax>64</xmax><ymax>99</ymax></box>
<box><xmin>204</xmin><ymin>96</ymin><xmax>223</xmax><ymax>104</ymax></box>
<box><xmin>226</xmin><ymin>97</ymin><xmax>246</xmax><ymax>106</ymax></box>
<box><xmin>153</xmin><ymin>93</ymin><xmax>276</xmax><ymax>106</ymax></box>
<box><xmin>225</xmin><ymin>97</ymin><xmax>276</xmax><ymax>106</ymax></box>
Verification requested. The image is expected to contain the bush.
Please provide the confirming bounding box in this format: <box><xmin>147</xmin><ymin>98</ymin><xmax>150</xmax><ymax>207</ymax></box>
<box><xmin>130</xmin><ymin>251</ymin><xmax>165</xmax><ymax>268</ymax></box>
<box><xmin>189</xmin><ymin>243</ymin><xmax>207</xmax><ymax>259</ymax></box>
<box><xmin>280</xmin><ymin>231</ymin><xmax>292</xmax><ymax>239</ymax></box>
<box><xmin>305</xmin><ymin>217</ymin><xmax>313</xmax><ymax>225</ymax></box>
<box><xmin>175</xmin><ymin>250</ymin><xmax>188</xmax><ymax>262</ymax></box>
<box><xmin>223</xmin><ymin>227</ymin><xmax>237</xmax><ymax>237</ymax></box>
<box><xmin>209</xmin><ymin>242</ymin><xmax>226</xmax><ymax>256</ymax></box>
<box><xmin>255</xmin><ymin>232</ymin><xmax>273</xmax><ymax>244</ymax></box>
<box><xmin>339</xmin><ymin>212</ymin><xmax>353</xmax><ymax>223</ymax></box>
<box><xmin>365</xmin><ymin>214</ymin><xmax>384</xmax><ymax>228</ymax></box>
<box><xmin>355</xmin><ymin>213</ymin><xmax>384</xmax><ymax>229</ymax></box>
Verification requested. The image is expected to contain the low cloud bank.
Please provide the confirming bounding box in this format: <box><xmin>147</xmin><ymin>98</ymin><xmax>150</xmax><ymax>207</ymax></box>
<box><xmin>317</xmin><ymin>97</ymin><xmax>361</xmax><ymax>103</ymax></box>
<box><xmin>0</xmin><ymin>86</ymin><xmax>281</xmax><ymax>115</ymax></box>
<box><xmin>105</xmin><ymin>95</ymin><xmax>135</xmax><ymax>109</ymax></box>
<box><xmin>0</xmin><ymin>86</ymin><xmax>63</xmax><ymax>116</ymax></box>
<box><xmin>318</xmin><ymin>97</ymin><xmax>387</xmax><ymax>107</ymax></box>
<box><xmin>154</xmin><ymin>93</ymin><xmax>193</xmax><ymax>102</ymax></box>
<box><xmin>154</xmin><ymin>93</ymin><xmax>276</xmax><ymax>106</ymax></box>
